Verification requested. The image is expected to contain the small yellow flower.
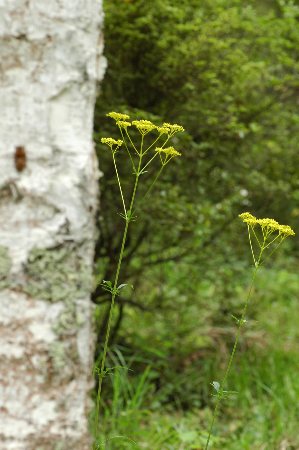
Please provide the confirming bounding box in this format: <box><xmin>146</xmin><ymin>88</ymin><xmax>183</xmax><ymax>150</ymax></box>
<box><xmin>132</xmin><ymin>119</ymin><xmax>156</xmax><ymax>135</ymax></box>
<box><xmin>156</xmin><ymin>126</ymin><xmax>169</xmax><ymax>135</ymax></box>
<box><xmin>239</xmin><ymin>212</ymin><xmax>258</xmax><ymax>226</ymax></box>
<box><xmin>278</xmin><ymin>224</ymin><xmax>295</xmax><ymax>236</ymax></box>
<box><xmin>117</xmin><ymin>121</ymin><xmax>131</xmax><ymax>129</ymax></box>
<box><xmin>257</xmin><ymin>218</ymin><xmax>280</xmax><ymax>232</ymax></box>
<box><xmin>155</xmin><ymin>146</ymin><xmax>182</xmax><ymax>157</ymax></box>
<box><xmin>239</xmin><ymin>212</ymin><xmax>256</xmax><ymax>220</ymax></box>
<box><xmin>163</xmin><ymin>122</ymin><xmax>185</xmax><ymax>135</ymax></box>
<box><xmin>107</xmin><ymin>112</ymin><xmax>130</xmax><ymax>121</ymax></box>
<box><xmin>101</xmin><ymin>137</ymin><xmax>123</xmax><ymax>148</ymax></box>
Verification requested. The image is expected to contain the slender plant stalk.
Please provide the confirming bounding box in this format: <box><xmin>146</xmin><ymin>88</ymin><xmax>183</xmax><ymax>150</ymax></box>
<box><xmin>97</xmin><ymin>114</ymin><xmax>185</xmax><ymax>449</ymax></box>
<box><xmin>204</xmin><ymin>244</ymin><xmax>264</xmax><ymax>450</ymax></box>
<box><xmin>118</xmin><ymin>126</ymin><xmax>136</xmax><ymax>171</ymax></box>
<box><xmin>112</xmin><ymin>152</ymin><xmax>127</xmax><ymax>214</ymax></box>
<box><xmin>142</xmin><ymin>165</ymin><xmax>164</xmax><ymax>200</ymax></box>
<box><xmin>204</xmin><ymin>213</ymin><xmax>294</xmax><ymax>448</ymax></box>
<box><xmin>140</xmin><ymin>136</ymin><xmax>174</xmax><ymax>201</ymax></box>
<box><xmin>94</xmin><ymin>153</ymin><xmax>143</xmax><ymax>445</ymax></box>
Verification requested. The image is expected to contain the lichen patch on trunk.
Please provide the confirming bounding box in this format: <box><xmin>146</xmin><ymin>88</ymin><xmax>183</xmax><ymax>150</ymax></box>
<box><xmin>24</xmin><ymin>246</ymin><xmax>93</xmax><ymax>303</ymax></box>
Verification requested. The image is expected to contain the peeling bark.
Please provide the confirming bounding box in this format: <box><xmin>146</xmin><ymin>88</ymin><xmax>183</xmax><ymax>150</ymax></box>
<box><xmin>0</xmin><ymin>1</ymin><xmax>106</xmax><ymax>448</ymax></box>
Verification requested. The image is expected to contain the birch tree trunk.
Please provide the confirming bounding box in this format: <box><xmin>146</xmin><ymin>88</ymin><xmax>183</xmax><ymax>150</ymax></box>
<box><xmin>0</xmin><ymin>1</ymin><xmax>106</xmax><ymax>449</ymax></box>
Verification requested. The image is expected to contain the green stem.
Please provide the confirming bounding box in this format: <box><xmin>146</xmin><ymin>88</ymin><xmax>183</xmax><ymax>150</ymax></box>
<box><xmin>204</xmin><ymin>247</ymin><xmax>263</xmax><ymax>450</ymax></box>
<box><xmin>260</xmin><ymin>236</ymin><xmax>285</xmax><ymax>264</ymax></box>
<box><xmin>140</xmin><ymin>151</ymin><xmax>159</xmax><ymax>172</ymax></box>
<box><xmin>263</xmin><ymin>233</ymin><xmax>280</xmax><ymax>250</ymax></box>
<box><xmin>248</xmin><ymin>226</ymin><xmax>257</xmax><ymax>267</ymax></box>
<box><xmin>126</xmin><ymin>129</ymin><xmax>139</xmax><ymax>156</ymax></box>
<box><xmin>163</xmin><ymin>155</ymin><xmax>175</xmax><ymax>166</ymax></box>
<box><xmin>251</xmin><ymin>226</ymin><xmax>261</xmax><ymax>247</ymax></box>
<box><xmin>142</xmin><ymin>133</ymin><xmax>165</xmax><ymax>154</ymax></box>
<box><xmin>112</xmin><ymin>152</ymin><xmax>127</xmax><ymax>214</ymax></box>
<box><xmin>142</xmin><ymin>165</ymin><xmax>164</xmax><ymax>201</ymax></box>
<box><xmin>94</xmin><ymin>153</ymin><xmax>143</xmax><ymax>445</ymax></box>
<box><xmin>119</xmin><ymin>126</ymin><xmax>136</xmax><ymax>172</ymax></box>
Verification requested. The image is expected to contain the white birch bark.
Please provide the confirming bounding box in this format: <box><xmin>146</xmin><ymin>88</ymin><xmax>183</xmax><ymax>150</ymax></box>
<box><xmin>0</xmin><ymin>1</ymin><xmax>106</xmax><ymax>449</ymax></box>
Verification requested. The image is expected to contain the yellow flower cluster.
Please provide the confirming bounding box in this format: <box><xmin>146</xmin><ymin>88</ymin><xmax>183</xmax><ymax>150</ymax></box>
<box><xmin>101</xmin><ymin>137</ymin><xmax>123</xmax><ymax>148</ymax></box>
<box><xmin>239</xmin><ymin>212</ymin><xmax>295</xmax><ymax>237</ymax></box>
<box><xmin>117</xmin><ymin>121</ymin><xmax>131</xmax><ymax>129</ymax></box>
<box><xmin>155</xmin><ymin>146</ymin><xmax>182</xmax><ymax>157</ymax></box>
<box><xmin>107</xmin><ymin>112</ymin><xmax>130</xmax><ymax>121</ymax></box>
<box><xmin>106</xmin><ymin>112</ymin><xmax>184</xmax><ymax>138</ymax></box>
<box><xmin>163</xmin><ymin>122</ymin><xmax>185</xmax><ymax>135</ymax></box>
<box><xmin>278</xmin><ymin>225</ymin><xmax>296</xmax><ymax>236</ymax></box>
<box><xmin>132</xmin><ymin>120</ymin><xmax>156</xmax><ymax>134</ymax></box>
<box><xmin>156</xmin><ymin>126</ymin><xmax>170</xmax><ymax>135</ymax></box>
<box><xmin>239</xmin><ymin>212</ymin><xmax>256</xmax><ymax>226</ymax></box>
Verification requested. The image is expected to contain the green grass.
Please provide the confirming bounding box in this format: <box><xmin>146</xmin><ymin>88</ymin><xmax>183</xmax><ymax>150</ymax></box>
<box><xmin>96</xmin><ymin>350</ymin><xmax>299</xmax><ymax>449</ymax></box>
<box><xmin>94</xmin><ymin>269</ymin><xmax>299</xmax><ymax>449</ymax></box>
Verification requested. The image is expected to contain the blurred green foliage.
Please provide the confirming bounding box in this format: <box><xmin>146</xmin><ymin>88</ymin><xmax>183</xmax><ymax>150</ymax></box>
<box><xmin>93</xmin><ymin>0</ymin><xmax>299</xmax><ymax>444</ymax></box>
